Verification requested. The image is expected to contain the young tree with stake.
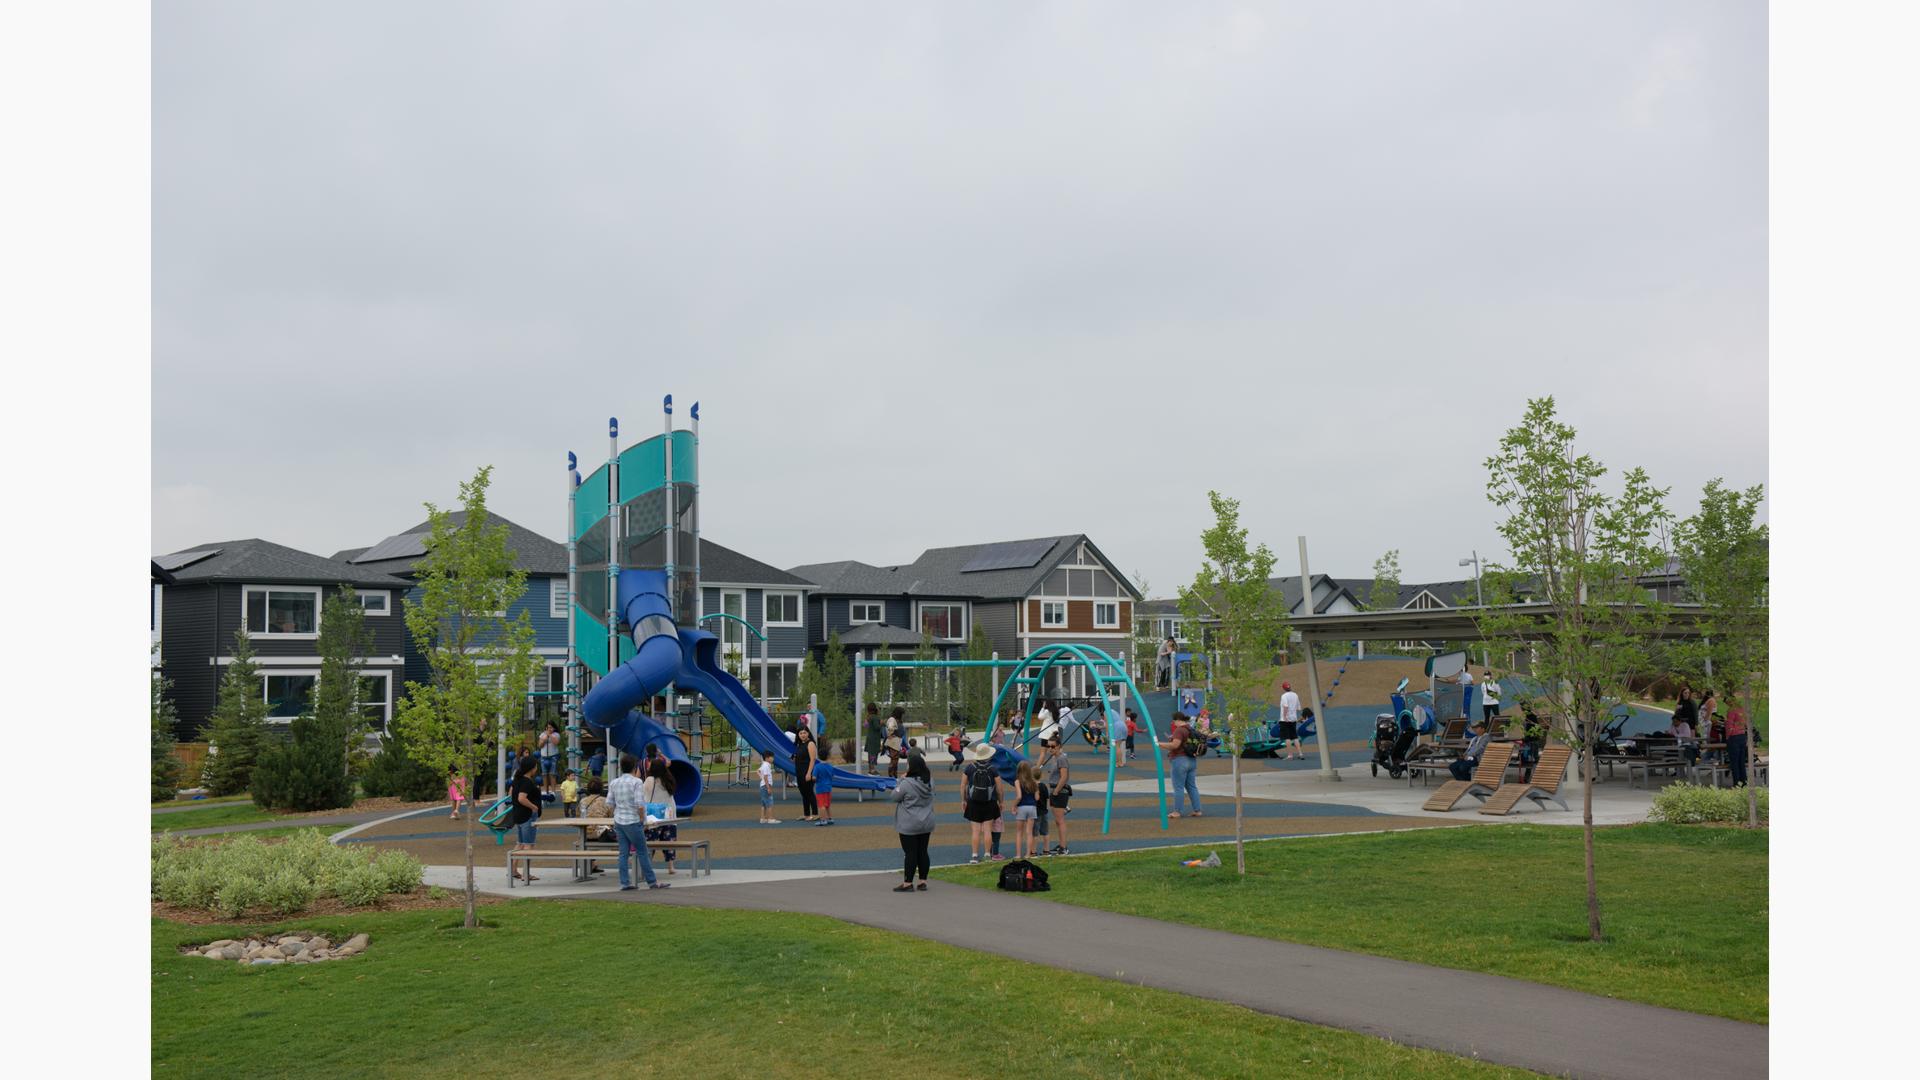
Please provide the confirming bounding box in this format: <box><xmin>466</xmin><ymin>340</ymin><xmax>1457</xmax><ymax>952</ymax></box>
<box><xmin>1178</xmin><ymin>491</ymin><xmax>1290</xmax><ymax>875</ymax></box>
<box><xmin>1674</xmin><ymin>479</ymin><xmax>1768</xmax><ymax>826</ymax></box>
<box><xmin>393</xmin><ymin>468</ymin><xmax>541</xmax><ymax>929</ymax></box>
<box><xmin>1476</xmin><ymin>397</ymin><xmax>1672</xmax><ymax>942</ymax></box>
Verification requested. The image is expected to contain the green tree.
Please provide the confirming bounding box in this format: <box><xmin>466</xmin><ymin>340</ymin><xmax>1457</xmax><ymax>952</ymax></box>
<box><xmin>906</xmin><ymin>630</ymin><xmax>940</xmax><ymax>736</ymax></box>
<box><xmin>151</xmin><ymin>655</ymin><xmax>182</xmax><ymax>802</ymax></box>
<box><xmin>1475</xmin><ymin>397</ymin><xmax>1672</xmax><ymax>942</ymax></box>
<box><xmin>393</xmin><ymin>467</ymin><xmax>542</xmax><ymax>928</ymax></box>
<box><xmin>251</xmin><ymin>588</ymin><xmax>369</xmax><ymax>811</ymax></box>
<box><xmin>1674</xmin><ymin>479</ymin><xmax>1768</xmax><ymax>827</ymax></box>
<box><xmin>1129</xmin><ymin>571</ymin><xmax>1161</xmax><ymax>686</ymax></box>
<box><xmin>1178</xmin><ymin>491</ymin><xmax>1291</xmax><ymax>874</ymax></box>
<box><xmin>794</xmin><ymin>633</ymin><xmax>856</xmax><ymax>738</ymax></box>
<box><xmin>201</xmin><ymin>628</ymin><xmax>268</xmax><ymax>796</ymax></box>
<box><xmin>1367</xmin><ymin>549</ymin><xmax>1401</xmax><ymax>611</ymax></box>
<box><xmin>960</xmin><ymin>623</ymin><xmax>996</xmax><ymax>727</ymax></box>
<box><xmin>359</xmin><ymin>717</ymin><xmax>444</xmax><ymax>801</ymax></box>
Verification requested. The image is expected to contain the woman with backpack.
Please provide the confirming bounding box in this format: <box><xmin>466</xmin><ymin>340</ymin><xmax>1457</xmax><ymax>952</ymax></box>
<box><xmin>1157</xmin><ymin>712</ymin><xmax>1204</xmax><ymax>818</ymax></box>
<box><xmin>792</xmin><ymin>727</ymin><xmax>819</xmax><ymax>822</ymax></box>
<box><xmin>890</xmin><ymin>751</ymin><xmax>936</xmax><ymax>892</ymax></box>
<box><xmin>960</xmin><ymin>741</ymin><xmax>1002</xmax><ymax>864</ymax></box>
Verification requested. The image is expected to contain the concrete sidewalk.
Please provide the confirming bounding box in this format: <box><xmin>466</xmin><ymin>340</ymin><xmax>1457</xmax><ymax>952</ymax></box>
<box><xmin>614</xmin><ymin>871</ymin><xmax>1765</xmax><ymax>1080</ymax></box>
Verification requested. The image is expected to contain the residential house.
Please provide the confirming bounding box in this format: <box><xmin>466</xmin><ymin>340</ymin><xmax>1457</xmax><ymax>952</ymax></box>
<box><xmin>152</xmin><ymin>539</ymin><xmax>414</xmax><ymax>740</ymax></box>
<box><xmin>793</xmin><ymin>534</ymin><xmax>1142</xmax><ymax>701</ymax></box>
<box><xmin>692</xmin><ymin>541</ymin><xmax>817</xmax><ymax>704</ymax></box>
<box><xmin>1133</xmin><ymin>574</ymin><xmax>1366</xmax><ymax>675</ymax></box>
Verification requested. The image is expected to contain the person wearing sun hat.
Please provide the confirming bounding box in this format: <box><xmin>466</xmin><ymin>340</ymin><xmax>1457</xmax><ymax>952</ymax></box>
<box><xmin>960</xmin><ymin>741</ymin><xmax>1003</xmax><ymax>864</ymax></box>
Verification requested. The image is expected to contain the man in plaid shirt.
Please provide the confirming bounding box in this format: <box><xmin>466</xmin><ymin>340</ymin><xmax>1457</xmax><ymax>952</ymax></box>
<box><xmin>609</xmin><ymin>754</ymin><xmax>667</xmax><ymax>890</ymax></box>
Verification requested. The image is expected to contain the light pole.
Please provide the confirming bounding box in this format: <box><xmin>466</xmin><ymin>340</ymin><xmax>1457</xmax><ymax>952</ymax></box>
<box><xmin>1459</xmin><ymin>552</ymin><xmax>1488</xmax><ymax>669</ymax></box>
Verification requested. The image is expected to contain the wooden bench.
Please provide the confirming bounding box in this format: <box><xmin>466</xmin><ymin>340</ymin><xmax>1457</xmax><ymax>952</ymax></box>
<box><xmin>1627</xmin><ymin>754</ymin><xmax>1690</xmax><ymax>788</ymax></box>
<box><xmin>1479</xmin><ymin>746</ymin><xmax>1574</xmax><ymax>815</ymax></box>
<box><xmin>1404</xmin><ymin>760</ymin><xmax>1455</xmax><ymax>787</ymax></box>
<box><xmin>1422</xmin><ymin>744</ymin><xmax>1516</xmax><ymax>812</ymax></box>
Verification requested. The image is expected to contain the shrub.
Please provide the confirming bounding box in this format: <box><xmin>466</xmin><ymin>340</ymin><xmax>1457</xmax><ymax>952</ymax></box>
<box><xmin>251</xmin><ymin>723</ymin><xmax>354</xmax><ymax>813</ymax></box>
<box><xmin>261</xmin><ymin>867</ymin><xmax>318</xmax><ymax>915</ymax></box>
<box><xmin>214</xmin><ymin>875</ymin><xmax>266</xmax><ymax>919</ymax></box>
<box><xmin>332</xmin><ymin>863</ymin><xmax>386</xmax><ymax>907</ymax></box>
<box><xmin>1649</xmin><ymin>783</ymin><xmax>1769</xmax><ymax>825</ymax></box>
<box><xmin>359</xmin><ymin>725</ymin><xmax>445</xmax><ymax>802</ymax></box>
<box><xmin>372</xmin><ymin>849</ymin><xmax>423</xmax><ymax>894</ymax></box>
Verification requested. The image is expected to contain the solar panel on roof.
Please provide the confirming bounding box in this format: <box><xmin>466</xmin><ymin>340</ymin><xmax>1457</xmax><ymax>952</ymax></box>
<box><xmin>960</xmin><ymin>538</ymin><xmax>1055</xmax><ymax>573</ymax></box>
<box><xmin>352</xmin><ymin>532</ymin><xmax>429</xmax><ymax>563</ymax></box>
<box><xmin>154</xmin><ymin>548</ymin><xmax>222</xmax><ymax>571</ymax></box>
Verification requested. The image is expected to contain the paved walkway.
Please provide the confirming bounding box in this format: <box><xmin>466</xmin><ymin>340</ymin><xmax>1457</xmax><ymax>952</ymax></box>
<box><xmin>609</xmin><ymin>872</ymin><xmax>1766</xmax><ymax>1080</ymax></box>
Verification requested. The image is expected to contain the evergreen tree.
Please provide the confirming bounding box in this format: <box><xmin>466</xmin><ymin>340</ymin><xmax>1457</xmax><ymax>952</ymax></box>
<box><xmin>359</xmin><ymin>716</ymin><xmax>445</xmax><ymax>801</ymax></box>
<box><xmin>908</xmin><ymin>631</ymin><xmax>941</xmax><ymax>734</ymax></box>
<box><xmin>151</xmin><ymin>655</ymin><xmax>182</xmax><ymax>802</ymax></box>
<box><xmin>311</xmin><ymin>587</ymin><xmax>373</xmax><ymax>766</ymax></box>
<box><xmin>394</xmin><ymin>467</ymin><xmax>541</xmax><ymax>929</ymax></box>
<box><xmin>1367</xmin><ymin>550</ymin><xmax>1402</xmax><ymax>611</ymax></box>
<box><xmin>201</xmin><ymin>629</ymin><xmax>269</xmax><ymax>796</ymax></box>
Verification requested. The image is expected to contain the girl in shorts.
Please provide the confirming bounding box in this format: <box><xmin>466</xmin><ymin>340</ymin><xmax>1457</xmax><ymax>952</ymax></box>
<box><xmin>1012</xmin><ymin>761</ymin><xmax>1040</xmax><ymax>860</ymax></box>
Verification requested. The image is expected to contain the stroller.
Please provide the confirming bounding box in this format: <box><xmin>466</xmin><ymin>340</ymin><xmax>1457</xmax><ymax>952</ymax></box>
<box><xmin>1370</xmin><ymin>711</ymin><xmax>1416</xmax><ymax>779</ymax></box>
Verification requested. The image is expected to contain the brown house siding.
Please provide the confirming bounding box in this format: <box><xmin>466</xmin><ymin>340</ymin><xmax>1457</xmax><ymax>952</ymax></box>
<box><xmin>1025</xmin><ymin>599</ymin><xmax>1131</xmax><ymax>635</ymax></box>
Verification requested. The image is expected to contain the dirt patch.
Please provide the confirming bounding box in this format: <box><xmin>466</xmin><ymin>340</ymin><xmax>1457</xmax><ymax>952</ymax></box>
<box><xmin>151</xmin><ymin>886</ymin><xmax>506</xmax><ymax>926</ymax></box>
<box><xmin>1255</xmin><ymin>657</ymin><xmax>1433</xmax><ymax>707</ymax></box>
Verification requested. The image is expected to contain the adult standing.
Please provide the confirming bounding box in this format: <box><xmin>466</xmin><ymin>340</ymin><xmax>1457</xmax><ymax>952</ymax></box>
<box><xmin>883</xmin><ymin>705</ymin><xmax>905</xmax><ymax>779</ymax></box>
<box><xmin>1277</xmin><ymin>681</ymin><xmax>1302</xmax><ymax>760</ymax></box>
<box><xmin>1157</xmin><ymin>635</ymin><xmax>1176</xmax><ymax>688</ymax></box>
<box><xmin>1039</xmin><ymin>736</ymin><xmax>1071</xmax><ymax>855</ymax></box>
<box><xmin>1157</xmin><ymin>713</ymin><xmax>1204</xmax><ymax>818</ymax></box>
<box><xmin>642</xmin><ymin>758</ymin><xmax>681</xmax><ymax>876</ymax></box>
<box><xmin>1724</xmin><ymin>690</ymin><xmax>1751</xmax><ymax>786</ymax></box>
<box><xmin>1697</xmin><ymin>688</ymin><xmax>1720</xmax><ymax>763</ymax></box>
<box><xmin>608</xmin><ymin>754</ymin><xmax>665</xmax><ymax>890</ymax></box>
<box><xmin>1481</xmin><ymin>671</ymin><xmax>1502</xmax><ymax>723</ymax></box>
<box><xmin>538</xmin><ymin>722</ymin><xmax>562</xmax><ymax>793</ymax></box>
<box><xmin>890</xmin><ymin>751</ymin><xmax>936</xmax><ymax>892</ymax></box>
<box><xmin>792</xmin><ymin>727</ymin><xmax>820</xmax><ymax>822</ymax></box>
<box><xmin>960</xmin><ymin>741</ymin><xmax>1002</xmax><ymax>864</ymax></box>
<box><xmin>1034</xmin><ymin>699</ymin><xmax>1056</xmax><ymax>746</ymax></box>
<box><xmin>863</xmin><ymin>701</ymin><xmax>884</xmax><ymax>772</ymax></box>
<box><xmin>507</xmin><ymin>757</ymin><xmax>543</xmax><ymax>882</ymax></box>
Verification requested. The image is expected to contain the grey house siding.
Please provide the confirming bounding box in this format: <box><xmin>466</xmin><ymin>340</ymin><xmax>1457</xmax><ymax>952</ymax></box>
<box><xmin>766</xmin><ymin>625</ymin><xmax>808</xmax><ymax>660</ymax></box>
<box><xmin>973</xmin><ymin>600</ymin><xmax>1020</xmax><ymax>659</ymax></box>
<box><xmin>159</xmin><ymin>583</ymin><xmax>220</xmax><ymax>739</ymax></box>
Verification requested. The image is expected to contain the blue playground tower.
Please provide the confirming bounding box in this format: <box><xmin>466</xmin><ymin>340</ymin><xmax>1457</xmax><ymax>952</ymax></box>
<box><xmin>566</xmin><ymin>397</ymin><xmax>894</xmax><ymax>813</ymax></box>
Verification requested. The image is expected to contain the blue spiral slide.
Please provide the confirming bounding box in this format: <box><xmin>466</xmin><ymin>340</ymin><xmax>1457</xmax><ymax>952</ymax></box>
<box><xmin>582</xmin><ymin>570</ymin><xmax>894</xmax><ymax>812</ymax></box>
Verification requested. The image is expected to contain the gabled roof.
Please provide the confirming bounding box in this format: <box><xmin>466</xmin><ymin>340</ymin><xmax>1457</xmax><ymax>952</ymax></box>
<box><xmin>1137</xmin><ymin>573</ymin><xmax>1356</xmax><ymax>621</ymax></box>
<box><xmin>835</xmin><ymin>623</ymin><xmax>927</xmax><ymax>646</ymax></box>
<box><xmin>336</xmin><ymin>511</ymin><xmax>568</xmax><ymax>577</ymax></box>
<box><xmin>794</xmin><ymin>534</ymin><xmax>1142</xmax><ymax>602</ymax></box>
<box><xmin>155</xmin><ymin>539</ymin><xmax>412</xmax><ymax>588</ymax></box>
<box><xmin>699</xmin><ymin>539</ymin><xmax>814</xmax><ymax>588</ymax></box>
<box><xmin>151</xmin><ymin>561</ymin><xmax>176</xmax><ymax>585</ymax></box>
<box><xmin>1399</xmin><ymin>579</ymin><xmax>1480</xmax><ymax>608</ymax></box>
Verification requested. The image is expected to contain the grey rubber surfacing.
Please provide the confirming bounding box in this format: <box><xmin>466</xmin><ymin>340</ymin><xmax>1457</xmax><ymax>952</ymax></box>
<box><xmin>603</xmin><ymin>872</ymin><xmax>1766</xmax><ymax>1079</ymax></box>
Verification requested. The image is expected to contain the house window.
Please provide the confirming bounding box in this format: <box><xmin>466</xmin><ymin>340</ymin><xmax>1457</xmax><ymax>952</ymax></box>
<box><xmin>549</xmin><ymin>579</ymin><xmax>569</xmax><ymax>620</ymax></box>
<box><xmin>755</xmin><ymin>661</ymin><xmax>798</xmax><ymax>701</ymax></box>
<box><xmin>357</xmin><ymin>673</ymin><xmax>390</xmax><ymax>729</ymax></box>
<box><xmin>245</xmin><ymin>586</ymin><xmax>321</xmax><ymax>636</ymax></box>
<box><xmin>1156</xmin><ymin>617</ymin><xmax>1185</xmax><ymax>642</ymax></box>
<box><xmin>261</xmin><ymin>673</ymin><xmax>317</xmax><ymax>720</ymax></box>
<box><xmin>1093</xmin><ymin>601</ymin><xmax>1119</xmax><ymax>628</ymax></box>
<box><xmin>850</xmin><ymin>601</ymin><xmax>883</xmax><ymax>624</ymax></box>
<box><xmin>358</xmin><ymin>590</ymin><xmax>390</xmax><ymax>616</ymax></box>
<box><xmin>764</xmin><ymin>592</ymin><xmax>802</xmax><ymax>626</ymax></box>
<box><xmin>1041</xmin><ymin>601</ymin><xmax>1067</xmax><ymax>628</ymax></box>
<box><xmin>920</xmin><ymin>603</ymin><xmax>966</xmax><ymax>641</ymax></box>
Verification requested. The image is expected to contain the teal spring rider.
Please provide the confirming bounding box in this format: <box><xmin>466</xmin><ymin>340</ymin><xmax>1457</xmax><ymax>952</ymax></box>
<box><xmin>478</xmin><ymin>797</ymin><xmax>516</xmax><ymax>845</ymax></box>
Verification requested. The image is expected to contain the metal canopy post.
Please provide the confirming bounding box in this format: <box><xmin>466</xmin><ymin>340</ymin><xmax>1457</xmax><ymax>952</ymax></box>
<box><xmin>1298</xmin><ymin>536</ymin><xmax>1340</xmax><ymax>781</ymax></box>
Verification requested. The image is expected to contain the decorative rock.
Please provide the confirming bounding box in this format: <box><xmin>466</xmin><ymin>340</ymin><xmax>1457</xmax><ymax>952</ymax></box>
<box><xmin>282</xmin><ymin>939</ymin><xmax>309</xmax><ymax>955</ymax></box>
<box><xmin>261</xmin><ymin>946</ymin><xmax>286</xmax><ymax>960</ymax></box>
<box><xmin>309</xmin><ymin>936</ymin><xmax>330</xmax><ymax>951</ymax></box>
<box><xmin>249</xmin><ymin>957</ymin><xmax>284</xmax><ymax>965</ymax></box>
<box><xmin>208</xmin><ymin>939</ymin><xmax>236</xmax><ymax>950</ymax></box>
<box><xmin>310</xmin><ymin>949</ymin><xmax>331</xmax><ymax>959</ymax></box>
<box><xmin>342</xmin><ymin>933</ymin><xmax>371</xmax><ymax>952</ymax></box>
<box><xmin>220</xmin><ymin>945</ymin><xmax>246</xmax><ymax>961</ymax></box>
<box><xmin>277</xmin><ymin>935</ymin><xmax>307</xmax><ymax>948</ymax></box>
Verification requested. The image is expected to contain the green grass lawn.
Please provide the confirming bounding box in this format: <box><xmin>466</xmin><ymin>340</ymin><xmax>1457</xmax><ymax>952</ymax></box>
<box><xmin>935</xmin><ymin>824</ymin><xmax>1767</xmax><ymax>1024</ymax></box>
<box><xmin>152</xmin><ymin>902</ymin><xmax>1538</xmax><ymax>1079</ymax></box>
<box><xmin>151</xmin><ymin>802</ymin><xmax>286</xmax><ymax>832</ymax></box>
<box><xmin>153</xmin><ymin>794</ymin><xmax>254</xmax><ymax>809</ymax></box>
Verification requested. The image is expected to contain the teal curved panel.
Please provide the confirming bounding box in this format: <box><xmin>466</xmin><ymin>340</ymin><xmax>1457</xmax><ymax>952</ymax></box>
<box><xmin>575</xmin><ymin>605</ymin><xmax>610</xmax><ymax>677</ymax></box>
<box><xmin>617</xmin><ymin>431</ymin><xmax>697</xmax><ymax>502</ymax></box>
<box><xmin>573</xmin><ymin>465</ymin><xmax>609</xmax><ymax>542</ymax></box>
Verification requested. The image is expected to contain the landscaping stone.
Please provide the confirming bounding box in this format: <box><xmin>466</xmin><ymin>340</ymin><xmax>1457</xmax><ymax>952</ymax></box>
<box><xmin>249</xmin><ymin>958</ymin><xmax>283</xmax><ymax>966</ymax></box>
<box><xmin>342</xmin><ymin>933</ymin><xmax>371</xmax><ymax>951</ymax></box>
<box><xmin>309</xmin><ymin>936</ymin><xmax>330</xmax><ymax>951</ymax></box>
<box><xmin>208</xmin><ymin>939</ymin><xmax>236</xmax><ymax>950</ymax></box>
<box><xmin>186</xmin><ymin>934</ymin><xmax>370</xmax><ymax>964</ymax></box>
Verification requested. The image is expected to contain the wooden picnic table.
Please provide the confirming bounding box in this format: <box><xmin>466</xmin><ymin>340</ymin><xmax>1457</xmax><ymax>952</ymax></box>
<box><xmin>541</xmin><ymin>818</ymin><xmax>713</xmax><ymax>879</ymax></box>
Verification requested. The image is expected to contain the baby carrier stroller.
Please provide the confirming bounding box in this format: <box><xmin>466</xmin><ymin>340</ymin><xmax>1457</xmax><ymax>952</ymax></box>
<box><xmin>1370</xmin><ymin>711</ymin><xmax>1416</xmax><ymax>779</ymax></box>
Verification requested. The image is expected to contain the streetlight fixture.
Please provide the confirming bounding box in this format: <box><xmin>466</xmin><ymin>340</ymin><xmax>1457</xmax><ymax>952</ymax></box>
<box><xmin>1460</xmin><ymin>552</ymin><xmax>1489</xmax><ymax>668</ymax></box>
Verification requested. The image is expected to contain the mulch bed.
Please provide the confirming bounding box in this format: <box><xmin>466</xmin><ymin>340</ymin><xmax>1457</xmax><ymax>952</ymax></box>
<box><xmin>152</xmin><ymin>886</ymin><xmax>506</xmax><ymax>926</ymax></box>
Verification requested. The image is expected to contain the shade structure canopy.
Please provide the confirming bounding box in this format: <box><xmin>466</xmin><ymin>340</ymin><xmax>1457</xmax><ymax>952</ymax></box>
<box><xmin>1290</xmin><ymin>602</ymin><xmax>1712</xmax><ymax>643</ymax></box>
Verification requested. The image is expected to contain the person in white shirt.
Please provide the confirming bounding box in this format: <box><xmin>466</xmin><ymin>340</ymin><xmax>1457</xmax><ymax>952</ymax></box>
<box><xmin>756</xmin><ymin>750</ymin><xmax>779</xmax><ymax>824</ymax></box>
<box><xmin>608</xmin><ymin>754</ymin><xmax>666</xmax><ymax>890</ymax></box>
<box><xmin>1278</xmin><ymin>682</ymin><xmax>1303</xmax><ymax>760</ymax></box>
<box><xmin>1481</xmin><ymin>672</ymin><xmax>1502</xmax><ymax>722</ymax></box>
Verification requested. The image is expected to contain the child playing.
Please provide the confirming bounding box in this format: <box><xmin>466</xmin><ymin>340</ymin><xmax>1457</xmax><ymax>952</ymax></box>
<box><xmin>559</xmin><ymin>769</ymin><xmax>580</xmax><ymax>818</ymax></box>
<box><xmin>811</xmin><ymin>753</ymin><xmax>835</xmax><ymax>826</ymax></box>
<box><xmin>945</xmin><ymin>727</ymin><xmax>966</xmax><ymax>771</ymax></box>
<box><xmin>446</xmin><ymin>767</ymin><xmax>467</xmax><ymax>820</ymax></box>
<box><xmin>757</xmin><ymin>750</ymin><xmax>779</xmax><ymax>824</ymax></box>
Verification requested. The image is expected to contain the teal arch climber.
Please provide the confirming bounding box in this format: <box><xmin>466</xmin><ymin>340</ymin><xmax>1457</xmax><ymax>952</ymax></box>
<box><xmin>984</xmin><ymin>642</ymin><xmax>1168</xmax><ymax>835</ymax></box>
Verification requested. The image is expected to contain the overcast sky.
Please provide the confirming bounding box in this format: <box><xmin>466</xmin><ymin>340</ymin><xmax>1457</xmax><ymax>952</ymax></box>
<box><xmin>153</xmin><ymin>1</ymin><xmax>1766</xmax><ymax>594</ymax></box>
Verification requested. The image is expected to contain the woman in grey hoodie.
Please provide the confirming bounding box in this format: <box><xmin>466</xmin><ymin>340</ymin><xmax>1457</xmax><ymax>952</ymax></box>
<box><xmin>891</xmin><ymin>751</ymin><xmax>936</xmax><ymax>892</ymax></box>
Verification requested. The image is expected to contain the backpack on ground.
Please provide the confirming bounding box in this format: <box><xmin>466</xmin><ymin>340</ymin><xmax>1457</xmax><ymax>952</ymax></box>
<box><xmin>997</xmin><ymin>858</ymin><xmax>1050</xmax><ymax>893</ymax></box>
<box><xmin>966</xmin><ymin>765</ymin><xmax>997</xmax><ymax>805</ymax></box>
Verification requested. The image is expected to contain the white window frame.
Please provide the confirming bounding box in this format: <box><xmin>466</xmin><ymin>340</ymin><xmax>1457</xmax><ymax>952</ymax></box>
<box><xmin>752</xmin><ymin>660</ymin><xmax>800</xmax><ymax>702</ymax></box>
<box><xmin>1093</xmin><ymin>601</ymin><xmax>1119</xmax><ymax>628</ymax></box>
<box><xmin>357</xmin><ymin>590</ymin><xmax>391</xmax><ymax>616</ymax></box>
<box><xmin>849</xmin><ymin>600</ymin><xmax>884</xmax><ymax>625</ymax></box>
<box><xmin>1040</xmin><ymin>600</ymin><xmax>1068</xmax><ymax>628</ymax></box>
<box><xmin>243</xmin><ymin>585</ymin><xmax>323</xmax><ymax>639</ymax></box>
<box><xmin>549</xmin><ymin>578</ymin><xmax>569</xmax><ymax>620</ymax></box>
<box><xmin>917</xmin><ymin>601</ymin><xmax>967</xmax><ymax>642</ymax></box>
<box><xmin>357</xmin><ymin>670</ymin><xmax>393</xmax><ymax>732</ymax></box>
<box><xmin>259</xmin><ymin>669</ymin><xmax>319</xmax><ymax>723</ymax></box>
<box><xmin>763</xmin><ymin>591</ymin><xmax>803</xmax><ymax>627</ymax></box>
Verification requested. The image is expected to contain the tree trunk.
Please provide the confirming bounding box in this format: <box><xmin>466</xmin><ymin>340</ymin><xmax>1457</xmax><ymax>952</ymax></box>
<box><xmin>463</xmin><ymin>798</ymin><xmax>477</xmax><ymax>928</ymax></box>
<box><xmin>1233</xmin><ymin>751</ymin><xmax>1245</xmax><ymax>875</ymax></box>
<box><xmin>1742</xmin><ymin>676</ymin><xmax>1759</xmax><ymax>829</ymax></box>
<box><xmin>1582</xmin><ymin>743</ymin><xmax>1602</xmax><ymax>942</ymax></box>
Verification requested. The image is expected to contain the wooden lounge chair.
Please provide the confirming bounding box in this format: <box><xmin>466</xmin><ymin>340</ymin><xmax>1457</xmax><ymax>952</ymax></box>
<box><xmin>1420</xmin><ymin>743</ymin><xmax>1515</xmax><ymax>812</ymax></box>
<box><xmin>1478</xmin><ymin>745</ymin><xmax>1575</xmax><ymax>815</ymax></box>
